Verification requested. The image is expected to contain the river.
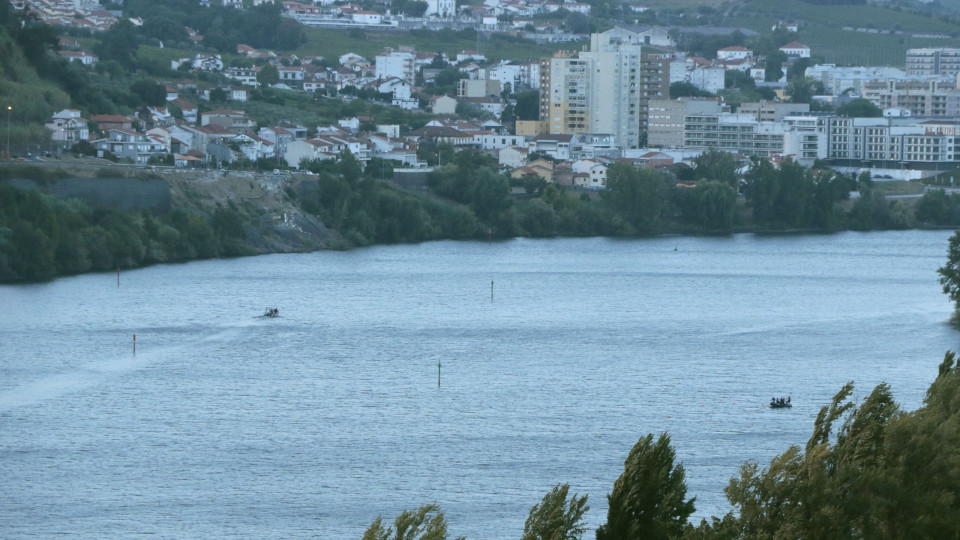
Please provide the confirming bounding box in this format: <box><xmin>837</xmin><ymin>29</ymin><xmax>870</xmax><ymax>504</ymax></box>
<box><xmin>1</xmin><ymin>231</ymin><xmax>957</xmax><ymax>538</ymax></box>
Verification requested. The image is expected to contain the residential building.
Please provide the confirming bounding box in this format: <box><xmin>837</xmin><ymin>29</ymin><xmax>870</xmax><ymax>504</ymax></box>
<box><xmin>646</xmin><ymin>97</ymin><xmax>724</xmax><ymax>148</ymax></box>
<box><xmin>92</xmin><ymin>128</ymin><xmax>166</xmax><ymax>163</ymax></box>
<box><xmin>804</xmin><ymin>64</ymin><xmax>907</xmax><ymax>96</ymax></box>
<box><xmin>717</xmin><ymin>46</ymin><xmax>752</xmax><ymax>61</ymax></box>
<box><xmin>683</xmin><ymin>113</ymin><xmax>789</xmax><ymax>158</ymax></box>
<box><xmin>906</xmin><ymin>48</ymin><xmax>960</xmax><ymax>76</ymax></box>
<box><xmin>737</xmin><ymin>101</ymin><xmax>810</xmax><ymax>122</ymax></box>
<box><xmin>539</xmin><ymin>28</ymin><xmax>666</xmax><ymax>149</ymax></box>
<box><xmin>779</xmin><ymin>41</ymin><xmax>810</xmax><ymax>58</ymax></box>
<box><xmin>375</xmin><ymin>49</ymin><xmax>416</xmax><ymax>84</ymax></box>
<box><xmin>861</xmin><ymin>78</ymin><xmax>960</xmax><ymax>117</ymax></box>
<box><xmin>458</xmin><ymin>79</ymin><xmax>501</xmax><ymax>98</ymax></box>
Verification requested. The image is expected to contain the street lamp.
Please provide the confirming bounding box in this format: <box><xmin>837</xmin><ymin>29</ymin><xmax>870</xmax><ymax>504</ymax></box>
<box><xmin>5</xmin><ymin>105</ymin><xmax>11</xmax><ymax>160</ymax></box>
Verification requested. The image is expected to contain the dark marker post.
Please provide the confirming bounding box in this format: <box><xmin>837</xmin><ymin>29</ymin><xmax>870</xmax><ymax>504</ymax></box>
<box><xmin>437</xmin><ymin>360</ymin><xmax>441</xmax><ymax>388</ymax></box>
<box><xmin>133</xmin><ymin>334</ymin><xmax>136</xmax><ymax>355</ymax></box>
<box><xmin>491</xmin><ymin>280</ymin><xmax>494</xmax><ymax>302</ymax></box>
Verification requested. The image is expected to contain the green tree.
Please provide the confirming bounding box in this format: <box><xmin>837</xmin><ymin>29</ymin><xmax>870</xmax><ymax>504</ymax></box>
<box><xmin>692</xmin><ymin>148</ymin><xmax>739</xmax><ymax>188</ymax></box>
<box><xmin>514</xmin><ymin>90</ymin><xmax>540</xmax><ymax>121</ymax></box>
<box><xmin>521</xmin><ymin>483</ymin><xmax>589</xmax><ymax>540</ymax></box>
<box><xmin>688</xmin><ymin>180</ymin><xmax>737</xmax><ymax>230</ymax></box>
<box><xmin>257</xmin><ymin>63</ymin><xmax>279</xmax><ymax>87</ymax></box>
<box><xmin>362</xmin><ymin>504</ymin><xmax>464</xmax><ymax>540</ymax></box>
<box><xmin>602</xmin><ymin>163</ymin><xmax>669</xmax><ymax>233</ymax></box>
<box><xmin>938</xmin><ymin>232</ymin><xmax>960</xmax><ymax>317</ymax></box>
<box><xmin>670</xmin><ymin>82</ymin><xmax>714</xmax><ymax>98</ymax></box>
<box><xmin>95</xmin><ymin>18</ymin><xmax>139</xmax><ymax>66</ymax></box>
<box><xmin>131</xmin><ymin>80</ymin><xmax>167</xmax><ymax>106</ymax></box>
<box><xmin>836</xmin><ymin>98</ymin><xmax>883</xmax><ymax>117</ymax></box>
<box><xmin>595</xmin><ymin>433</ymin><xmax>695</xmax><ymax>540</ymax></box>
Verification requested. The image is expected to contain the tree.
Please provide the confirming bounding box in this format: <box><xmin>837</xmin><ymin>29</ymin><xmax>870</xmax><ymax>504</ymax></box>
<box><xmin>686</xmin><ymin>180</ymin><xmax>737</xmax><ymax>230</ymax></box>
<box><xmin>521</xmin><ymin>483</ymin><xmax>589</xmax><ymax>540</ymax></box>
<box><xmin>257</xmin><ymin>63</ymin><xmax>279</xmax><ymax>87</ymax></box>
<box><xmin>670</xmin><ymin>82</ymin><xmax>714</xmax><ymax>98</ymax></box>
<box><xmin>95</xmin><ymin>17</ymin><xmax>139</xmax><ymax>66</ymax></box>
<box><xmin>602</xmin><ymin>163</ymin><xmax>669</xmax><ymax>233</ymax></box>
<box><xmin>692</xmin><ymin>148</ymin><xmax>739</xmax><ymax>189</ymax></box>
<box><xmin>938</xmin><ymin>232</ymin><xmax>960</xmax><ymax>318</ymax></box>
<box><xmin>514</xmin><ymin>90</ymin><xmax>540</xmax><ymax>121</ymax></box>
<box><xmin>131</xmin><ymin>80</ymin><xmax>167</xmax><ymax>106</ymax></box>
<box><xmin>764</xmin><ymin>50</ymin><xmax>786</xmax><ymax>82</ymax></box>
<box><xmin>836</xmin><ymin>98</ymin><xmax>882</xmax><ymax>118</ymax></box>
<box><xmin>596</xmin><ymin>433</ymin><xmax>695</xmax><ymax>540</ymax></box>
<box><xmin>362</xmin><ymin>504</ymin><xmax>464</xmax><ymax>540</ymax></box>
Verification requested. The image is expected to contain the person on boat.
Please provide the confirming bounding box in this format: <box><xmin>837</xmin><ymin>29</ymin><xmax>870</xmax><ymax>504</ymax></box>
<box><xmin>787</xmin><ymin>396</ymin><xmax>791</xmax><ymax>404</ymax></box>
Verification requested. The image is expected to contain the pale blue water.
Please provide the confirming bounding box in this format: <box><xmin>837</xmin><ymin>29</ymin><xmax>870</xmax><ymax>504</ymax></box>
<box><xmin>1</xmin><ymin>231</ymin><xmax>957</xmax><ymax>538</ymax></box>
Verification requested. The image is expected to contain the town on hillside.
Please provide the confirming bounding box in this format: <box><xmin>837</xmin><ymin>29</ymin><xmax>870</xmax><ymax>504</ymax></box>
<box><xmin>11</xmin><ymin>0</ymin><xmax>960</xmax><ymax>186</ymax></box>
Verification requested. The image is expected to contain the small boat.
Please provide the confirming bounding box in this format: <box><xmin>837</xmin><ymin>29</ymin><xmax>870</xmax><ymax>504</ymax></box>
<box><xmin>262</xmin><ymin>307</ymin><xmax>279</xmax><ymax>318</ymax></box>
<box><xmin>769</xmin><ymin>398</ymin><xmax>792</xmax><ymax>408</ymax></box>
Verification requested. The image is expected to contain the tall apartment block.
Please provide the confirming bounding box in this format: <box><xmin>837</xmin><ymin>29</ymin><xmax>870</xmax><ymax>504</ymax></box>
<box><xmin>538</xmin><ymin>28</ymin><xmax>668</xmax><ymax>149</ymax></box>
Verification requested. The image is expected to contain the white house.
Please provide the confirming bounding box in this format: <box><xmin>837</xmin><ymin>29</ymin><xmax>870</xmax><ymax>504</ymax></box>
<box><xmin>717</xmin><ymin>46</ymin><xmax>753</xmax><ymax>61</ymax></box>
<box><xmin>779</xmin><ymin>41</ymin><xmax>811</xmax><ymax>58</ymax></box>
<box><xmin>352</xmin><ymin>10</ymin><xmax>382</xmax><ymax>24</ymax></box>
<box><xmin>284</xmin><ymin>137</ymin><xmax>347</xmax><ymax>168</ymax></box>
<box><xmin>498</xmin><ymin>145</ymin><xmax>529</xmax><ymax>168</ymax></box>
<box><xmin>59</xmin><ymin>50</ymin><xmax>98</xmax><ymax>65</ymax></box>
<box><xmin>45</xmin><ymin>109</ymin><xmax>89</xmax><ymax>149</ymax></box>
<box><xmin>432</xmin><ymin>95</ymin><xmax>458</xmax><ymax>115</ymax></box>
<box><xmin>571</xmin><ymin>158</ymin><xmax>608</xmax><ymax>189</ymax></box>
<box><xmin>475</xmin><ymin>132</ymin><xmax>526</xmax><ymax>150</ymax></box>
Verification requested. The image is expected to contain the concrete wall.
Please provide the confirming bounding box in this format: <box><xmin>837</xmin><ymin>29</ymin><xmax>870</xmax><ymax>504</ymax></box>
<box><xmin>2</xmin><ymin>177</ymin><xmax>172</xmax><ymax>213</ymax></box>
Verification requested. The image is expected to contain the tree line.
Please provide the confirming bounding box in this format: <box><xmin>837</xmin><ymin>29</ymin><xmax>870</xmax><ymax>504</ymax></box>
<box><xmin>362</xmin><ymin>352</ymin><xmax>960</xmax><ymax>539</ymax></box>
<box><xmin>3</xmin><ymin>148</ymin><xmax>958</xmax><ymax>283</ymax></box>
<box><xmin>0</xmin><ymin>176</ymin><xmax>253</xmax><ymax>283</ymax></box>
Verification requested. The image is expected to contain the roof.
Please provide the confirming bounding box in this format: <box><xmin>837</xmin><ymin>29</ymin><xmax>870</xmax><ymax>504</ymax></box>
<box><xmin>780</xmin><ymin>41</ymin><xmax>809</xmax><ymax>49</ymax></box>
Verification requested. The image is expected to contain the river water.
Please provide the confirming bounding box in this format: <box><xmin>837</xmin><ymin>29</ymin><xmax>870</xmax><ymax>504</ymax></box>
<box><xmin>1</xmin><ymin>231</ymin><xmax>957</xmax><ymax>538</ymax></box>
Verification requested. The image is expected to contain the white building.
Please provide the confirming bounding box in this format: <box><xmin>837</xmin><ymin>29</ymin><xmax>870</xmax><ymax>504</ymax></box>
<box><xmin>425</xmin><ymin>0</ymin><xmax>455</xmax><ymax>17</ymax></box>
<box><xmin>375</xmin><ymin>49</ymin><xmax>416</xmax><ymax>84</ymax></box>
<box><xmin>716</xmin><ymin>46</ymin><xmax>752</xmax><ymax>61</ymax></box>
<box><xmin>779</xmin><ymin>41</ymin><xmax>810</xmax><ymax>59</ymax></box>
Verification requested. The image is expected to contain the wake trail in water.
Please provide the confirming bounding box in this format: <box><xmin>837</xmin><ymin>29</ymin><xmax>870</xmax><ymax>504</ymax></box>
<box><xmin>0</xmin><ymin>320</ymin><xmax>260</xmax><ymax>411</ymax></box>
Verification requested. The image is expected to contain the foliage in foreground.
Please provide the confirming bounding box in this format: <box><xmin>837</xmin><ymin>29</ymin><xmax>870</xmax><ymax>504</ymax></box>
<box><xmin>362</xmin><ymin>353</ymin><xmax>960</xmax><ymax>539</ymax></box>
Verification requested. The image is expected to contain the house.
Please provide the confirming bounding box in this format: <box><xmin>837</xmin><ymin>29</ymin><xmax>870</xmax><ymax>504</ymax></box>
<box><xmin>91</xmin><ymin>114</ymin><xmax>135</xmax><ymax>133</ymax></box>
<box><xmin>528</xmin><ymin>133</ymin><xmax>574</xmax><ymax>160</ymax></box>
<box><xmin>431</xmin><ymin>95</ymin><xmax>458</xmax><ymax>115</ymax></box>
<box><xmin>459</xmin><ymin>97</ymin><xmax>505</xmax><ymax>118</ymax></box>
<box><xmin>172</xmin><ymin>98</ymin><xmax>198</xmax><ymax>125</ymax></box>
<box><xmin>201</xmin><ymin>109</ymin><xmax>255</xmax><ymax>133</ymax></box>
<box><xmin>258</xmin><ymin>126</ymin><xmax>295</xmax><ymax>159</ymax></box>
<box><xmin>352</xmin><ymin>10</ymin><xmax>382</xmax><ymax>24</ymax></box>
<box><xmin>284</xmin><ymin>137</ymin><xmax>348</xmax><ymax>169</ymax></box>
<box><xmin>499</xmin><ymin>145</ymin><xmax>529</xmax><ymax>168</ymax></box>
<box><xmin>45</xmin><ymin>109</ymin><xmax>89</xmax><ymax>149</ymax></box>
<box><xmin>276</xmin><ymin>121</ymin><xmax>309</xmax><ymax>140</ymax></box>
<box><xmin>571</xmin><ymin>158</ymin><xmax>608</xmax><ymax>189</ymax></box>
<box><xmin>228</xmin><ymin>132</ymin><xmax>275</xmax><ymax>161</ymax></box>
<box><xmin>457</xmin><ymin>50</ymin><xmax>487</xmax><ymax>64</ymax></box>
<box><xmin>477</xmin><ymin>133</ymin><xmax>526</xmax><ymax>151</ymax></box>
<box><xmin>716</xmin><ymin>46</ymin><xmax>753</xmax><ymax>61</ymax></box>
<box><xmin>224</xmin><ymin>66</ymin><xmax>260</xmax><ymax>87</ymax></box>
<box><xmin>279</xmin><ymin>66</ymin><xmax>306</xmax><ymax>87</ymax></box>
<box><xmin>779</xmin><ymin>41</ymin><xmax>810</xmax><ymax>58</ymax></box>
<box><xmin>174</xmin><ymin>153</ymin><xmax>205</xmax><ymax>168</ymax></box>
<box><xmin>59</xmin><ymin>50</ymin><xmax>98</xmax><ymax>65</ymax></box>
<box><xmin>92</xmin><ymin>128</ymin><xmax>166</xmax><ymax>163</ymax></box>
<box><xmin>405</xmin><ymin>125</ymin><xmax>473</xmax><ymax>147</ymax></box>
<box><xmin>510</xmin><ymin>158</ymin><xmax>553</xmax><ymax>182</ymax></box>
